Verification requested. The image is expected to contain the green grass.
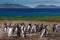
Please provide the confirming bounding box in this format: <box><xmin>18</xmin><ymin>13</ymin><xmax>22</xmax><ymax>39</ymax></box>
<box><xmin>0</xmin><ymin>16</ymin><xmax>60</xmax><ymax>22</ymax></box>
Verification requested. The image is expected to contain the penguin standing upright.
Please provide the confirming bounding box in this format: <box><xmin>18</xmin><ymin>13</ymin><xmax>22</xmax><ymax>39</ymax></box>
<box><xmin>21</xmin><ymin>23</ymin><xmax>26</xmax><ymax>38</ymax></box>
<box><xmin>8</xmin><ymin>26</ymin><xmax>13</xmax><ymax>37</ymax></box>
<box><xmin>16</xmin><ymin>24</ymin><xmax>20</xmax><ymax>36</ymax></box>
<box><xmin>40</xmin><ymin>23</ymin><xmax>44</xmax><ymax>32</ymax></box>
<box><xmin>40</xmin><ymin>25</ymin><xmax>48</xmax><ymax>37</ymax></box>
<box><xmin>3</xmin><ymin>23</ymin><xmax>7</xmax><ymax>32</ymax></box>
<box><xmin>52</xmin><ymin>24</ymin><xmax>58</xmax><ymax>32</ymax></box>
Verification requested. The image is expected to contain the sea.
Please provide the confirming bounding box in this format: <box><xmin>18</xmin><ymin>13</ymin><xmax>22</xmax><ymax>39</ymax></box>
<box><xmin>0</xmin><ymin>8</ymin><xmax>60</xmax><ymax>17</ymax></box>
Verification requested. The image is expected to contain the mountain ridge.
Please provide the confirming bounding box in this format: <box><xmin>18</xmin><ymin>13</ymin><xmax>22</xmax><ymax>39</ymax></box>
<box><xmin>35</xmin><ymin>5</ymin><xmax>60</xmax><ymax>8</ymax></box>
<box><xmin>0</xmin><ymin>4</ymin><xmax>30</xmax><ymax>8</ymax></box>
<box><xmin>0</xmin><ymin>4</ymin><xmax>60</xmax><ymax>8</ymax></box>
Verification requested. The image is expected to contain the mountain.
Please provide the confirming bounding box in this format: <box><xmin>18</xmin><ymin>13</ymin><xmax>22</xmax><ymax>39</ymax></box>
<box><xmin>0</xmin><ymin>4</ymin><xmax>30</xmax><ymax>8</ymax></box>
<box><xmin>35</xmin><ymin>5</ymin><xmax>60</xmax><ymax>8</ymax></box>
<box><xmin>0</xmin><ymin>4</ymin><xmax>59</xmax><ymax>8</ymax></box>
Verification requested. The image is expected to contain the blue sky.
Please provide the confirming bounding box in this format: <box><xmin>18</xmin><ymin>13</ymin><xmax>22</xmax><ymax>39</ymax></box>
<box><xmin>0</xmin><ymin>0</ymin><xmax>60</xmax><ymax>7</ymax></box>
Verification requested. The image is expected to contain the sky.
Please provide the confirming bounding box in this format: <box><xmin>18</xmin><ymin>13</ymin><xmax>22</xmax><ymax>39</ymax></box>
<box><xmin>0</xmin><ymin>0</ymin><xmax>60</xmax><ymax>7</ymax></box>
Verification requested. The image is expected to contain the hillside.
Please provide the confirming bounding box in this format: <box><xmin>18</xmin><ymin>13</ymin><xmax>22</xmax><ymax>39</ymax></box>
<box><xmin>35</xmin><ymin>5</ymin><xmax>59</xmax><ymax>8</ymax></box>
<box><xmin>0</xmin><ymin>4</ymin><xmax>30</xmax><ymax>8</ymax></box>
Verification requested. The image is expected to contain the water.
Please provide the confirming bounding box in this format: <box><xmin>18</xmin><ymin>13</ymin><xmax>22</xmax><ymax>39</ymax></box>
<box><xmin>0</xmin><ymin>8</ymin><xmax>60</xmax><ymax>17</ymax></box>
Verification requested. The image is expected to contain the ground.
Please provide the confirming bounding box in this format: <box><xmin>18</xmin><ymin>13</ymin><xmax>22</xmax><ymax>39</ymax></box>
<box><xmin>0</xmin><ymin>20</ymin><xmax>60</xmax><ymax>40</ymax></box>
